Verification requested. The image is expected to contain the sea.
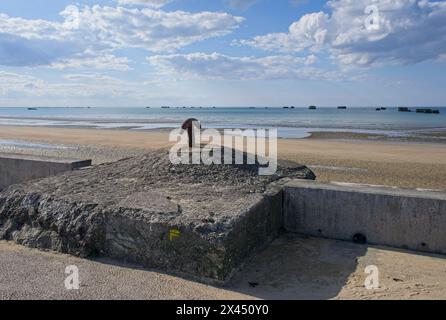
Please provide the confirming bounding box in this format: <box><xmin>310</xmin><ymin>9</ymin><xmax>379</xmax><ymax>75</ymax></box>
<box><xmin>0</xmin><ymin>106</ymin><xmax>445</xmax><ymax>139</ymax></box>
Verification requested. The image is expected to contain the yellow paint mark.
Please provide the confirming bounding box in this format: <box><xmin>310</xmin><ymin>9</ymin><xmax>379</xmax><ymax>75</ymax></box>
<box><xmin>169</xmin><ymin>229</ymin><xmax>181</xmax><ymax>241</ymax></box>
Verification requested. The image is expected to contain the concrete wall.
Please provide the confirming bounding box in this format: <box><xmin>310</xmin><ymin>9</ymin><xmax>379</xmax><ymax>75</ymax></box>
<box><xmin>284</xmin><ymin>180</ymin><xmax>446</xmax><ymax>255</ymax></box>
<box><xmin>0</xmin><ymin>153</ymin><xmax>91</xmax><ymax>190</ymax></box>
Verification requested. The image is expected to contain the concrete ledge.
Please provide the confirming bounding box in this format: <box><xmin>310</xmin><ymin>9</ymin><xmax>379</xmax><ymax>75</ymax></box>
<box><xmin>284</xmin><ymin>180</ymin><xmax>446</xmax><ymax>254</ymax></box>
<box><xmin>0</xmin><ymin>153</ymin><xmax>92</xmax><ymax>190</ymax></box>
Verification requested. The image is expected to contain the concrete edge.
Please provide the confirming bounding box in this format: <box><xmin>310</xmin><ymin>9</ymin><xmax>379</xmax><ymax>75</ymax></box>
<box><xmin>0</xmin><ymin>152</ymin><xmax>92</xmax><ymax>165</ymax></box>
<box><xmin>285</xmin><ymin>179</ymin><xmax>446</xmax><ymax>200</ymax></box>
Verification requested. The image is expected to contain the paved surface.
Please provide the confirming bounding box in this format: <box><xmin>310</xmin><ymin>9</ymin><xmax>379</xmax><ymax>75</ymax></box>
<box><xmin>2</xmin><ymin>234</ymin><xmax>446</xmax><ymax>300</ymax></box>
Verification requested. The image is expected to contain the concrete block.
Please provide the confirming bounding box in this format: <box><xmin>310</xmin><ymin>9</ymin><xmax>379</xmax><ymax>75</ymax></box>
<box><xmin>0</xmin><ymin>153</ymin><xmax>91</xmax><ymax>190</ymax></box>
<box><xmin>284</xmin><ymin>180</ymin><xmax>446</xmax><ymax>254</ymax></box>
<box><xmin>0</xmin><ymin>150</ymin><xmax>315</xmax><ymax>284</ymax></box>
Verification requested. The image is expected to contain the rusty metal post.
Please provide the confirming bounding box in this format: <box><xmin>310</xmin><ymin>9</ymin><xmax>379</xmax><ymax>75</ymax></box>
<box><xmin>181</xmin><ymin>118</ymin><xmax>200</xmax><ymax>148</ymax></box>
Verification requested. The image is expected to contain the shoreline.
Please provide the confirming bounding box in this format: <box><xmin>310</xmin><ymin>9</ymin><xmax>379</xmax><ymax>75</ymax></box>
<box><xmin>1</xmin><ymin>114</ymin><xmax>446</xmax><ymax>141</ymax></box>
<box><xmin>1</xmin><ymin>125</ymin><xmax>446</xmax><ymax>190</ymax></box>
<box><xmin>0</xmin><ymin>124</ymin><xmax>446</xmax><ymax>148</ymax></box>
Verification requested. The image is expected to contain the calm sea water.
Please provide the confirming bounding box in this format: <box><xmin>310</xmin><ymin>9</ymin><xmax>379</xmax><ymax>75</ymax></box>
<box><xmin>0</xmin><ymin>107</ymin><xmax>445</xmax><ymax>139</ymax></box>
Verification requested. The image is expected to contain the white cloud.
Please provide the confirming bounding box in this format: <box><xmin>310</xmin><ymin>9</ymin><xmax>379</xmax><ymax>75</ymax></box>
<box><xmin>0</xmin><ymin>70</ymin><xmax>160</xmax><ymax>100</ymax></box>
<box><xmin>237</xmin><ymin>12</ymin><xmax>329</xmax><ymax>52</ymax></box>
<box><xmin>50</xmin><ymin>54</ymin><xmax>132</xmax><ymax>71</ymax></box>
<box><xmin>147</xmin><ymin>52</ymin><xmax>342</xmax><ymax>80</ymax></box>
<box><xmin>116</xmin><ymin>0</ymin><xmax>172</xmax><ymax>8</ymax></box>
<box><xmin>77</xmin><ymin>6</ymin><xmax>244</xmax><ymax>52</ymax></box>
<box><xmin>237</xmin><ymin>0</ymin><xmax>446</xmax><ymax>67</ymax></box>
<box><xmin>0</xmin><ymin>5</ymin><xmax>244</xmax><ymax>67</ymax></box>
<box><xmin>0</xmin><ymin>71</ymin><xmax>43</xmax><ymax>95</ymax></box>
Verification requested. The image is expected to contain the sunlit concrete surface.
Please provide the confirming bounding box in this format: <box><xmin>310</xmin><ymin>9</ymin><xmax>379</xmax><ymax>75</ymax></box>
<box><xmin>284</xmin><ymin>180</ymin><xmax>446</xmax><ymax>255</ymax></box>
<box><xmin>0</xmin><ymin>153</ymin><xmax>91</xmax><ymax>190</ymax></box>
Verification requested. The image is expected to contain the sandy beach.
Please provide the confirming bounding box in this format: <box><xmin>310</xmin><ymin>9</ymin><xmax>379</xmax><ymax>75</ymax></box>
<box><xmin>1</xmin><ymin>125</ymin><xmax>446</xmax><ymax>300</ymax></box>
<box><xmin>1</xmin><ymin>125</ymin><xmax>445</xmax><ymax>190</ymax></box>
<box><xmin>2</xmin><ymin>0</ymin><xmax>446</xmax><ymax>304</ymax></box>
<box><xmin>2</xmin><ymin>233</ymin><xmax>446</xmax><ymax>300</ymax></box>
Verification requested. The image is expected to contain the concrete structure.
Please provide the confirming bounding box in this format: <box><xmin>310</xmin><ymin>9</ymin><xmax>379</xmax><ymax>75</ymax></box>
<box><xmin>0</xmin><ymin>149</ymin><xmax>315</xmax><ymax>284</ymax></box>
<box><xmin>3</xmin><ymin>149</ymin><xmax>446</xmax><ymax>285</ymax></box>
<box><xmin>284</xmin><ymin>180</ymin><xmax>446</xmax><ymax>255</ymax></box>
<box><xmin>0</xmin><ymin>153</ymin><xmax>91</xmax><ymax>190</ymax></box>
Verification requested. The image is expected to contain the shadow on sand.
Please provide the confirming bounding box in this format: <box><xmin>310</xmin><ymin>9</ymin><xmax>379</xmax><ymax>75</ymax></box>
<box><xmin>225</xmin><ymin>233</ymin><xmax>368</xmax><ymax>300</ymax></box>
<box><xmin>89</xmin><ymin>232</ymin><xmax>446</xmax><ymax>300</ymax></box>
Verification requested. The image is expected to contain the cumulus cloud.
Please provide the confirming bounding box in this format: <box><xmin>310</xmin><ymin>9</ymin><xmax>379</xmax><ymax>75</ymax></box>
<box><xmin>116</xmin><ymin>0</ymin><xmax>172</xmax><ymax>8</ymax></box>
<box><xmin>0</xmin><ymin>5</ymin><xmax>244</xmax><ymax>67</ymax></box>
<box><xmin>237</xmin><ymin>0</ymin><xmax>446</xmax><ymax>67</ymax></box>
<box><xmin>237</xmin><ymin>12</ymin><xmax>329</xmax><ymax>53</ymax></box>
<box><xmin>147</xmin><ymin>52</ymin><xmax>342</xmax><ymax>80</ymax></box>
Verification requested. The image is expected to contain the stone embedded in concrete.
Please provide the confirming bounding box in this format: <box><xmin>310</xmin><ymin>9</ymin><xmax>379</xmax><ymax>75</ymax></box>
<box><xmin>0</xmin><ymin>153</ymin><xmax>92</xmax><ymax>190</ymax></box>
<box><xmin>0</xmin><ymin>149</ymin><xmax>315</xmax><ymax>284</ymax></box>
<box><xmin>284</xmin><ymin>180</ymin><xmax>446</xmax><ymax>255</ymax></box>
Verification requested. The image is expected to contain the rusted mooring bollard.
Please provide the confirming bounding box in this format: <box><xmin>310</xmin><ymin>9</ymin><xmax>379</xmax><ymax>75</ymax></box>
<box><xmin>181</xmin><ymin>118</ymin><xmax>201</xmax><ymax>148</ymax></box>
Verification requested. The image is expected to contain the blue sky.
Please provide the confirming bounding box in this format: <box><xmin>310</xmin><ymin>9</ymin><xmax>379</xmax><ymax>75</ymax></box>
<box><xmin>0</xmin><ymin>0</ymin><xmax>445</xmax><ymax>107</ymax></box>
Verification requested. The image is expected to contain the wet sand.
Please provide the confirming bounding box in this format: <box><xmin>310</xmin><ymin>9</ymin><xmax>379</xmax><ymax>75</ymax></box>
<box><xmin>0</xmin><ymin>125</ymin><xmax>445</xmax><ymax>190</ymax></box>
<box><xmin>308</xmin><ymin>131</ymin><xmax>446</xmax><ymax>144</ymax></box>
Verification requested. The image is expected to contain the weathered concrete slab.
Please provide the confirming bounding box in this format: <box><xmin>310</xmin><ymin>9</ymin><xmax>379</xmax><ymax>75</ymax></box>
<box><xmin>284</xmin><ymin>180</ymin><xmax>446</xmax><ymax>255</ymax></box>
<box><xmin>0</xmin><ymin>149</ymin><xmax>315</xmax><ymax>284</ymax></box>
<box><xmin>0</xmin><ymin>153</ymin><xmax>91</xmax><ymax>190</ymax></box>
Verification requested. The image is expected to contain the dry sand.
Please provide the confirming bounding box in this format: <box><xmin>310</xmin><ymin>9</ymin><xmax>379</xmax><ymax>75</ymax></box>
<box><xmin>2</xmin><ymin>234</ymin><xmax>446</xmax><ymax>300</ymax></box>
<box><xmin>1</xmin><ymin>125</ymin><xmax>446</xmax><ymax>300</ymax></box>
<box><xmin>0</xmin><ymin>125</ymin><xmax>445</xmax><ymax>190</ymax></box>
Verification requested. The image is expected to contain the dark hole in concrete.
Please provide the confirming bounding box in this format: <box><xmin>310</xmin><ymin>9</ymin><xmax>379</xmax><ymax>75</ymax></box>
<box><xmin>352</xmin><ymin>233</ymin><xmax>367</xmax><ymax>245</ymax></box>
